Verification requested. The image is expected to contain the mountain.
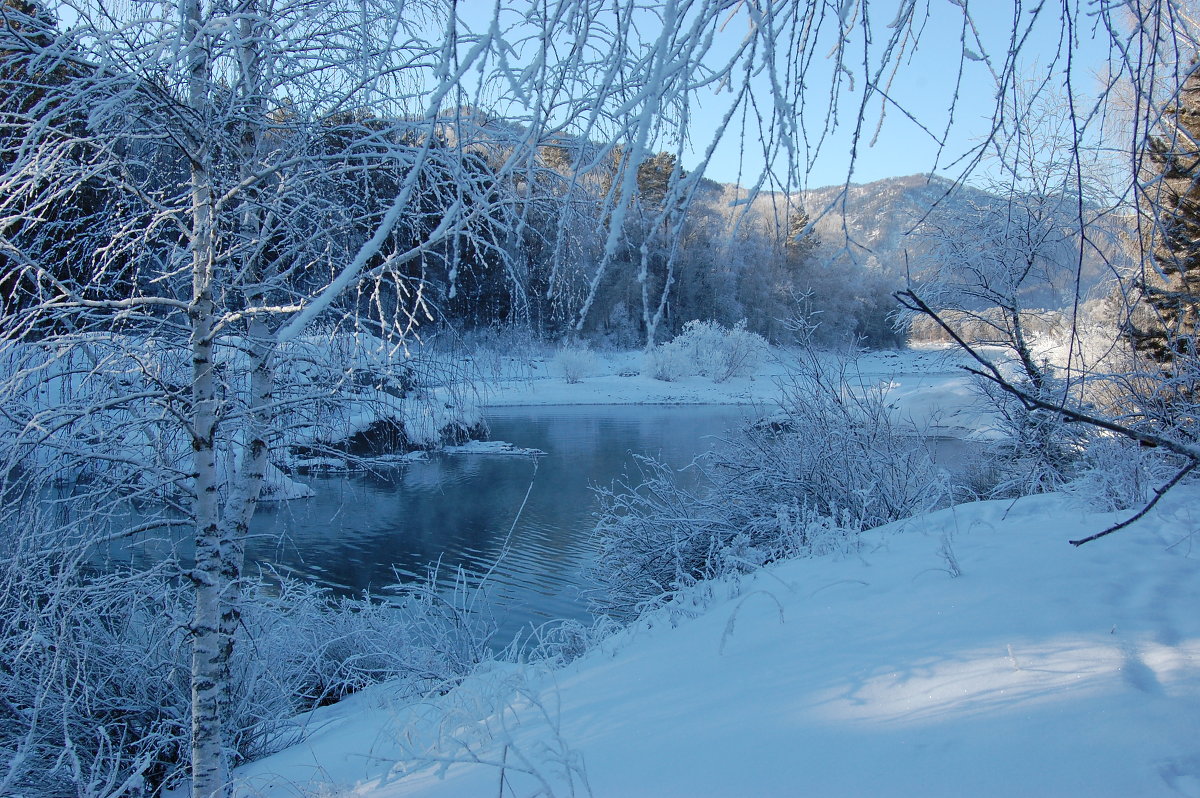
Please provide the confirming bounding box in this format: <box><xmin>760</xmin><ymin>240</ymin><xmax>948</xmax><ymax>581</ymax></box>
<box><xmin>797</xmin><ymin>173</ymin><xmax>1125</xmax><ymax>303</ymax></box>
<box><xmin>802</xmin><ymin>174</ymin><xmax>960</xmax><ymax>275</ymax></box>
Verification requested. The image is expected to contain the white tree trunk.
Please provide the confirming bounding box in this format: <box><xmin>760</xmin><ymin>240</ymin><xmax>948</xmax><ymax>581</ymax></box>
<box><xmin>182</xmin><ymin>0</ymin><xmax>228</xmax><ymax>793</ymax></box>
<box><xmin>215</xmin><ymin>0</ymin><xmax>271</xmax><ymax>745</ymax></box>
<box><xmin>188</xmin><ymin>172</ymin><xmax>227</xmax><ymax>798</ymax></box>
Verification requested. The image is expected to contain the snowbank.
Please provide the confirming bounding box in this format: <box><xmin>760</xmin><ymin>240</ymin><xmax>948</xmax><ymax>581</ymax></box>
<box><xmin>234</xmin><ymin>488</ymin><xmax>1200</xmax><ymax>797</ymax></box>
<box><xmin>480</xmin><ymin>345</ymin><xmax>1003</xmax><ymax>439</ymax></box>
<box><xmin>441</xmin><ymin>440</ymin><xmax>547</xmax><ymax>456</ymax></box>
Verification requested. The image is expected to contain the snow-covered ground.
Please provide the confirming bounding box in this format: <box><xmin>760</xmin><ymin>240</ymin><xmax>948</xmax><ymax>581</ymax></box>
<box><xmin>231</xmin><ymin>345</ymin><xmax>1200</xmax><ymax>797</ymax></box>
<box><xmin>480</xmin><ymin>344</ymin><xmax>1004</xmax><ymax>439</ymax></box>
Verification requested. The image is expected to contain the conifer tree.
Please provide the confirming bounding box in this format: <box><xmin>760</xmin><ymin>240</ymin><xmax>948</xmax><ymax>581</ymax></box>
<box><xmin>1134</xmin><ymin>63</ymin><xmax>1200</xmax><ymax>401</ymax></box>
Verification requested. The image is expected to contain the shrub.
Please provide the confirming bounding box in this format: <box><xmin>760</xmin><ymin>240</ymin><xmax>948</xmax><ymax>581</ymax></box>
<box><xmin>592</xmin><ymin>346</ymin><xmax>950</xmax><ymax>619</ymax></box>
<box><xmin>550</xmin><ymin>344</ymin><xmax>596</xmax><ymax>384</ymax></box>
<box><xmin>641</xmin><ymin>320</ymin><xmax>769</xmax><ymax>383</ymax></box>
<box><xmin>0</xmin><ymin>513</ymin><xmax>494</xmax><ymax>797</ymax></box>
<box><xmin>966</xmin><ymin>370</ymin><xmax>1093</xmax><ymax>498</ymax></box>
<box><xmin>589</xmin><ymin>457</ymin><xmax>745</xmax><ymax>618</ymax></box>
<box><xmin>732</xmin><ymin>348</ymin><xmax>951</xmax><ymax>527</ymax></box>
<box><xmin>1064</xmin><ymin>435</ymin><xmax>1183</xmax><ymax>512</ymax></box>
<box><xmin>641</xmin><ymin>338</ymin><xmax>692</xmax><ymax>381</ymax></box>
<box><xmin>711</xmin><ymin>320</ymin><xmax>769</xmax><ymax>381</ymax></box>
<box><xmin>514</xmin><ymin>616</ymin><xmax>623</xmax><ymax>668</ymax></box>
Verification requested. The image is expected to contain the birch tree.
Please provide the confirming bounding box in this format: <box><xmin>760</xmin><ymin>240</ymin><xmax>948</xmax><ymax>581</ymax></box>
<box><xmin>0</xmin><ymin>0</ymin><xmax>711</xmax><ymax>793</ymax></box>
<box><xmin>1</xmin><ymin>0</ymin><xmax>512</xmax><ymax>792</ymax></box>
<box><xmin>0</xmin><ymin>0</ymin><xmax>860</xmax><ymax>792</ymax></box>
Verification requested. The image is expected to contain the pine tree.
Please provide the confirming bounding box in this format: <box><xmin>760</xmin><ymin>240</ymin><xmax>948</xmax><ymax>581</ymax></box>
<box><xmin>1134</xmin><ymin>62</ymin><xmax>1200</xmax><ymax>396</ymax></box>
<box><xmin>635</xmin><ymin>151</ymin><xmax>677</xmax><ymax>209</ymax></box>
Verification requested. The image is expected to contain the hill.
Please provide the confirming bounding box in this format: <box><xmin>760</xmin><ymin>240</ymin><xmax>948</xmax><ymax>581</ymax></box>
<box><xmin>803</xmin><ymin>173</ymin><xmax>958</xmax><ymax>273</ymax></box>
<box><xmin>800</xmin><ymin>174</ymin><xmax>1123</xmax><ymax>304</ymax></box>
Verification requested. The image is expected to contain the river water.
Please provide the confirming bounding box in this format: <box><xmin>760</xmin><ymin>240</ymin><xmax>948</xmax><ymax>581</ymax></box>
<box><xmin>101</xmin><ymin>404</ymin><xmax>973</xmax><ymax>645</ymax></box>
<box><xmin>243</xmin><ymin>405</ymin><xmax>753</xmax><ymax>643</ymax></box>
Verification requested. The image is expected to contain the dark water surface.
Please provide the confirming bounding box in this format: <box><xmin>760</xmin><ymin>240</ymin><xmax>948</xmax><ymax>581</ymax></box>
<box><xmin>243</xmin><ymin>405</ymin><xmax>751</xmax><ymax>643</ymax></box>
<box><xmin>101</xmin><ymin>405</ymin><xmax>973</xmax><ymax>645</ymax></box>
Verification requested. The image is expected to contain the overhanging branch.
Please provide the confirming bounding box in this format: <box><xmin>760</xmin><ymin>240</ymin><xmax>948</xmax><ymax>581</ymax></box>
<box><xmin>895</xmin><ymin>287</ymin><xmax>1200</xmax><ymax>546</ymax></box>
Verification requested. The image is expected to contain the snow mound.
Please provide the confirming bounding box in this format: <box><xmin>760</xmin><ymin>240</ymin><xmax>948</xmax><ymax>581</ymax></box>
<box><xmin>234</xmin><ymin>487</ymin><xmax>1200</xmax><ymax>797</ymax></box>
<box><xmin>442</xmin><ymin>440</ymin><xmax>547</xmax><ymax>456</ymax></box>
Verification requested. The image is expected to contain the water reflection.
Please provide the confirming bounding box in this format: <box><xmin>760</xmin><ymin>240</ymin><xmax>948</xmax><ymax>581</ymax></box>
<box><xmin>246</xmin><ymin>405</ymin><xmax>749</xmax><ymax>643</ymax></box>
<box><xmin>95</xmin><ymin>405</ymin><xmax>977</xmax><ymax>645</ymax></box>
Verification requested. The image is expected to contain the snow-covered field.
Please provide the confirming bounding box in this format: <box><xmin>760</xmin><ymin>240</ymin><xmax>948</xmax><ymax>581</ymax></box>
<box><xmin>480</xmin><ymin>344</ymin><xmax>1003</xmax><ymax>439</ymax></box>
<box><xmin>232</xmin><ymin>346</ymin><xmax>1200</xmax><ymax>797</ymax></box>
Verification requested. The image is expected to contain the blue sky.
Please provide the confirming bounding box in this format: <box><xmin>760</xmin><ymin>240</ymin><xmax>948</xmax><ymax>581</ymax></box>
<box><xmin>451</xmin><ymin>2</ymin><xmax>1121</xmax><ymax>191</ymax></box>
<box><xmin>676</xmin><ymin>3</ymin><xmax>1120</xmax><ymax>189</ymax></box>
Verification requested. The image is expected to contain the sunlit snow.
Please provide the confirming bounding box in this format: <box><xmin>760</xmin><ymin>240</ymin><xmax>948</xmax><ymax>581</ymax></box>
<box><xmin>230</xmin><ymin>348</ymin><xmax>1200</xmax><ymax>798</ymax></box>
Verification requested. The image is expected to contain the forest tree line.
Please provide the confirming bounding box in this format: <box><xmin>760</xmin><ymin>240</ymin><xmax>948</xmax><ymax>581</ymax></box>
<box><xmin>0</xmin><ymin>0</ymin><xmax>924</xmax><ymax>351</ymax></box>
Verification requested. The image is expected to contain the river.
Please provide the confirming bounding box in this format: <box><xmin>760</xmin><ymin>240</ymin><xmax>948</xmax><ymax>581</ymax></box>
<box><xmin>244</xmin><ymin>405</ymin><xmax>751</xmax><ymax>643</ymax></box>
<box><xmin>100</xmin><ymin>403</ymin><xmax>973</xmax><ymax>645</ymax></box>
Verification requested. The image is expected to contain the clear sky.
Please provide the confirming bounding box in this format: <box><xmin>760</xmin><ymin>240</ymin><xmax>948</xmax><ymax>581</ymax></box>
<box><xmin>672</xmin><ymin>3</ymin><xmax>1121</xmax><ymax>189</ymax></box>
<box><xmin>451</xmin><ymin>2</ymin><xmax>1123</xmax><ymax>191</ymax></box>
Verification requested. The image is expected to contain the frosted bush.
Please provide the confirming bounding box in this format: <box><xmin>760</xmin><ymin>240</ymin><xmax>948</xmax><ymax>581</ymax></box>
<box><xmin>641</xmin><ymin>320</ymin><xmax>768</xmax><ymax>383</ymax></box>
<box><xmin>588</xmin><ymin>456</ymin><xmax>869</xmax><ymax>620</ymax></box>
<box><xmin>710</xmin><ymin>321</ymin><xmax>769</xmax><ymax>382</ymax></box>
<box><xmin>515</xmin><ymin>616</ymin><xmax>622</xmax><ymax>667</ymax></box>
<box><xmin>551</xmin><ymin>344</ymin><xmax>597</xmax><ymax>384</ymax></box>
<box><xmin>673</xmin><ymin>319</ymin><xmax>728</xmax><ymax>376</ymax></box>
<box><xmin>0</xmin><ymin>512</ymin><xmax>496</xmax><ymax>797</ymax></box>
<box><xmin>967</xmin><ymin>373</ymin><xmax>1090</xmax><ymax>498</ymax></box>
<box><xmin>589</xmin><ymin>457</ymin><xmax>750</xmax><ymax>618</ymax></box>
<box><xmin>244</xmin><ymin>569</ymin><xmax>493</xmax><ymax>711</ymax></box>
<box><xmin>1065</xmin><ymin>436</ymin><xmax>1182</xmax><ymax>512</ymax></box>
<box><xmin>772</xmin><ymin>500</ymin><xmax>864</xmax><ymax>558</ymax></box>
<box><xmin>746</xmin><ymin>355</ymin><xmax>950</xmax><ymax>527</ymax></box>
<box><xmin>642</xmin><ymin>339</ymin><xmax>692</xmax><ymax>381</ymax></box>
<box><xmin>594</xmin><ymin>345</ymin><xmax>951</xmax><ymax>619</ymax></box>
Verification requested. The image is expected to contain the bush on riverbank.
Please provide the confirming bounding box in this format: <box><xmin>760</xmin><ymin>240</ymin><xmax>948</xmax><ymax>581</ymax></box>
<box><xmin>550</xmin><ymin>344</ymin><xmax>598</xmax><ymax>384</ymax></box>
<box><xmin>0</xmin><ymin>515</ymin><xmax>494</xmax><ymax>797</ymax></box>
<box><xmin>592</xmin><ymin>347</ymin><xmax>950</xmax><ymax>618</ymax></box>
<box><xmin>642</xmin><ymin>320</ymin><xmax>768</xmax><ymax>383</ymax></box>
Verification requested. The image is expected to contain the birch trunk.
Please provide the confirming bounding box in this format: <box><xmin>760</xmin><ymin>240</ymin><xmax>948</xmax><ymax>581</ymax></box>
<box><xmin>216</xmin><ymin>0</ymin><xmax>272</xmax><ymax>743</ymax></box>
<box><xmin>182</xmin><ymin>0</ymin><xmax>228</xmax><ymax>793</ymax></box>
<box><xmin>188</xmin><ymin>166</ymin><xmax>226</xmax><ymax>798</ymax></box>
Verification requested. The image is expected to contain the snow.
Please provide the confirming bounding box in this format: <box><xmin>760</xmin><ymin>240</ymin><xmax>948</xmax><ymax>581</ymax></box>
<box><xmin>257</xmin><ymin>462</ymin><xmax>317</xmax><ymax>501</ymax></box>
<box><xmin>235</xmin><ymin>489</ymin><xmax>1200</xmax><ymax>797</ymax></box>
<box><xmin>230</xmin><ymin>345</ymin><xmax>1200</xmax><ymax>797</ymax></box>
<box><xmin>480</xmin><ymin>345</ymin><xmax>1003</xmax><ymax>438</ymax></box>
<box><xmin>291</xmin><ymin>451</ymin><xmax>430</xmax><ymax>472</ymax></box>
<box><xmin>441</xmin><ymin>440</ymin><xmax>547</xmax><ymax>456</ymax></box>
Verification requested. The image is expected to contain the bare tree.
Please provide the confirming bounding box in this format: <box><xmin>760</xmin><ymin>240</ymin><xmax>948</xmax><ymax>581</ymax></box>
<box><xmin>0</xmin><ymin>0</ymin><xmax>514</xmax><ymax>792</ymax></box>
<box><xmin>0</xmin><ymin>0</ymin><xmax>739</xmax><ymax>793</ymax></box>
<box><xmin>5</xmin><ymin>0</ymin><xmax>935</xmax><ymax>791</ymax></box>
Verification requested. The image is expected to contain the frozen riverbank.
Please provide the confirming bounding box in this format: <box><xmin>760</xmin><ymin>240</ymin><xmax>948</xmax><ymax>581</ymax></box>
<box><xmin>479</xmin><ymin>344</ymin><xmax>1004</xmax><ymax>440</ymax></box>
<box><xmin>236</xmin><ymin>486</ymin><xmax>1200</xmax><ymax>797</ymax></box>
<box><xmin>227</xmin><ymin>343</ymin><xmax>1200</xmax><ymax>797</ymax></box>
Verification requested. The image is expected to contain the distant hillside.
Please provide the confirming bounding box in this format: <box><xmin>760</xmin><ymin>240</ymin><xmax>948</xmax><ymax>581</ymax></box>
<box><xmin>796</xmin><ymin>174</ymin><xmax>1125</xmax><ymax>304</ymax></box>
<box><xmin>802</xmin><ymin>174</ymin><xmax>959</xmax><ymax>275</ymax></box>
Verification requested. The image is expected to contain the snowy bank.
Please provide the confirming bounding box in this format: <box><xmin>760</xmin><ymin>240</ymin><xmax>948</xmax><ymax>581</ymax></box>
<box><xmin>477</xmin><ymin>345</ymin><xmax>1004</xmax><ymax>440</ymax></box>
<box><xmin>234</xmin><ymin>487</ymin><xmax>1200</xmax><ymax>797</ymax></box>
<box><xmin>441</xmin><ymin>440</ymin><xmax>547</xmax><ymax>456</ymax></box>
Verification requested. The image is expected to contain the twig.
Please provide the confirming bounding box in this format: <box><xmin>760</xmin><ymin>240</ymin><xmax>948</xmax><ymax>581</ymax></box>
<box><xmin>1069</xmin><ymin>460</ymin><xmax>1197</xmax><ymax>546</ymax></box>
